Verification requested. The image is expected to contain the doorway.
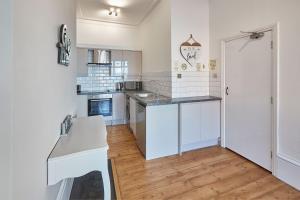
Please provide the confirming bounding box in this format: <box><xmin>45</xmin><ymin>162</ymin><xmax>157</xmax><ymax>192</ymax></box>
<box><xmin>223</xmin><ymin>29</ymin><xmax>276</xmax><ymax>171</ymax></box>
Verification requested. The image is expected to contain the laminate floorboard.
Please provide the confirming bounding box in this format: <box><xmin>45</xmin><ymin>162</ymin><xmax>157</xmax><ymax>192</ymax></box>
<box><xmin>107</xmin><ymin>125</ymin><xmax>300</xmax><ymax>200</ymax></box>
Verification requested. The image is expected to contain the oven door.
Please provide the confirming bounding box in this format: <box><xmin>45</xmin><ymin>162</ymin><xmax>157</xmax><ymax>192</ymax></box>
<box><xmin>88</xmin><ymin>98</ymin><xmax>112</xmax><ymax>117</ymax></box>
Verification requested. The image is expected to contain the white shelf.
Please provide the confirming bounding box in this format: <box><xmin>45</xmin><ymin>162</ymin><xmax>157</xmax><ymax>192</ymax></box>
<box><xmin>47</xmin><ymin>116</ymin><xmax>111</xmax><ymax>200</ymax></box>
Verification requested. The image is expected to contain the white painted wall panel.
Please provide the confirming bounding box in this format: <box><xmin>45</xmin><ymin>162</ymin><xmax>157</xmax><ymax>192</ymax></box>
<box><xmin>0</xmin><ymin>0</ymin><xmax>12</xmax><ymax>199</ymax></box>
<box><xmin>12</xmin><ymin>0</ymin><xmax>77</xmax><ymax>199</ymax></box>
<box><xmin>277</xmin><ymin>156</ymin><xmax>300</xmax><ymax>190</ymax></box>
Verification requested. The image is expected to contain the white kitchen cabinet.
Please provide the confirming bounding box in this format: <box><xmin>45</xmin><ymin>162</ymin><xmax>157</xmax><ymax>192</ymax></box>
<box><xmin>76</xmin><ymin>95</ymin><xmax>88</xmax><ymax>117</ymax></box>
<box><xmin>180</xmin><ymin>101</ymin><xmax>220</xmax><ymax>152</ymax></box>
<box><xmin>111</xmin><ymin>50</ymin><xmax>125</xmax><ymax>77</ymax></box>
<box><xmin>129</xmin><ymin>97</ymin><xmax>137</xmax><ymax>136</ymax></box>
<box><xmin>77</xmin><ymin>48</ymin><xmax>88</xmax><ymax>77</ymax></box>
<box><xmin>110</xmin><ymin>50</ymin><xmax>142</xmax><ymax>79</ymax></box>
<box><xmin>200</xmin><ymin>101</ymin><xmax>221</xmax><ymax>141</ymax></box>
<box><xmin>123</xmin><ymin>51</ymin><xmax>142</xmax><ymax>77</ymax></box>
<box><xmin>112</xmin><ymin>93</ymin><xmax>125</xmax><ymax>125</ymax></box>
<box><xmin>145</xmin><ymin>104</ymin><xmax>178</xmax><ymax>160</ymax></box>
<box><xmin>111</xmin><ymin>50</ymin><xmax>123</xmax><ymax>61</ymax></box>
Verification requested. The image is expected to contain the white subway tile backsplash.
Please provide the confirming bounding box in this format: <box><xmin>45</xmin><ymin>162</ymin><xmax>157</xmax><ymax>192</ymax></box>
<box><xmin>171</xmin><ymin>70</ymin><xmax>211</xmax><ymax>98</ymax></box>
<box><xmin>141</xmin><ymin>70</ymin><xmax>215</xmax><ymax>98</ymax></box>
<box><xmin>77</xmin><ymin>66</ymin><xmax>124</xmax><ymax>92</ymax></box>
<box><xmin>142</xmin><ymin>71</ymin><xmax>172</xmax><ymax>97</ymax></box>
<box><xmin>78</xmin><ymin>65</ymin><xmax>220</xmax><ymax>97</ymax></box>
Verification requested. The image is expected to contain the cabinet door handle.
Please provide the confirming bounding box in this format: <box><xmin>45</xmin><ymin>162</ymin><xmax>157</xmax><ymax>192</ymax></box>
<box><xmin>226</xmin><ymin>87</ymin><xmax>229</xmax><ymax>95</ymax></box>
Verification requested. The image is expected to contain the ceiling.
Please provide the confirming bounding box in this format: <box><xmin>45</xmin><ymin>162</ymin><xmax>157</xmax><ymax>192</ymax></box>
<box><xmin>77</xmin><ymin>0</ymin><xmax>160</xmax><ymax>26</ymax></box>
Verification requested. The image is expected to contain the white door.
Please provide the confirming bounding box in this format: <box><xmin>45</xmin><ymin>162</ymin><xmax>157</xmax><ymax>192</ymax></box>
<box><xmin>225</xmin><ymin>31</ymin><xmax>273</xmax><ymax>171</ymax></box>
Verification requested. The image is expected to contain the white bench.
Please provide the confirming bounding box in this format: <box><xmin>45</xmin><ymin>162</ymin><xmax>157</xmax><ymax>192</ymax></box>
<box><xmin>48</xmin><ymin>116</ymin><xmax>111</xmax><ymax>200</ymax></box>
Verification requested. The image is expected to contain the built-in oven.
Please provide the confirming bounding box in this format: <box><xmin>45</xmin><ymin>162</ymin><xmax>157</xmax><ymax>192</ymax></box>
<box><xmin>88</xmin><ymin>94</ymin><xmax>113</xmax><ymax>121</ymax></box>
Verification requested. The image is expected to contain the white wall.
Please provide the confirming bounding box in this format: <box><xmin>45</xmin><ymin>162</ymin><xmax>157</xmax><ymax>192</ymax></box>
<box><xmin>210</xmin><ymin>0</ymin><xmax>300</xmax><ymax>189</ymax></box>
<box><xmin>77</xmin><ymin>19</ymin><xmax>140</xmax><ymax>50</ymax></box>
<box><xmin>171</xmin><ymin>0</ymin><xmax>210</xmax><ymax>98</ymax></box>
<box><xmin>139</xmin><ymin>0</ymin><xmax>171</xmax><ymax>73</ymax></box>
<box><xmin>12</xmin><ymin>0</ymin><xmax>77</xmax><ymax>199</ymax></box>
<box><xmin>139</xmin><ymin>0</ymin><xmax>172</xmax><ymax>97</ymax></box>
<box><xmin>0</xmin><ymin>0</ymin><xmax>13</xmax><ymax>199</ymax></box>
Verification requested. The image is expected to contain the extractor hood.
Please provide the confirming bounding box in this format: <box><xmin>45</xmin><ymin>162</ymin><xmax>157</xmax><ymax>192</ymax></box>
<box><xmin>88</xmin><ymin>49</ymin><xmax>112</xmax><ymax>65</ymax></box>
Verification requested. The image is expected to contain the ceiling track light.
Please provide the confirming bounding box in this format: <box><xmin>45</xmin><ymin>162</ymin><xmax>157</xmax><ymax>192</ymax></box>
<box><xmin>108</xmin><ymin>7</ymin><xmax>120</xmax><ymax>17</ymax></box>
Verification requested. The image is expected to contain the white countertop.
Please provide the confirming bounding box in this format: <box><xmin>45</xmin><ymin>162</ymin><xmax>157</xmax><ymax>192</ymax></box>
<box><xmin>49</xmin><ymin>116</ymin><xmax>108</xmax><ymax>159</ymax></box>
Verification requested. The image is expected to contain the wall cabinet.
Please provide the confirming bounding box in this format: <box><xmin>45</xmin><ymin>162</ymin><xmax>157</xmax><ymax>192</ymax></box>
<box><xmin>180</xmin><ymin>101</ymin><xmax>220</xmax><ymax>152</ymax></box>
<box><xmin>111</xmin><ymin>50</ymin><xmax>142</xmax><ymax>79</ymax></box>
<box><xmin>112</xmin><ymin>93</ymin><xmax>125</xmax><ymax>125</ymax></box>
<box><xmin>123</xmin><ymin>50</ymin><xmax>142</xmax><ymax>77</ymax></box>
<box><xmin>76</xmin><ymin>49</ymin><xmax>141</xmax><ymax>78</ymax></box>
<box><xmin>76</xmin><ymin>95</ymin><xmax>88</xmax><ymax>117</ymax></box>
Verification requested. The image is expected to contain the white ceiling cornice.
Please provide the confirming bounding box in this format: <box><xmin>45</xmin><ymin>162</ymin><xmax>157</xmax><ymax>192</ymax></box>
<box><xmin>77</xmin><ymin>0</ymin><xmax>160</xmax><ymax>26</ymax></box>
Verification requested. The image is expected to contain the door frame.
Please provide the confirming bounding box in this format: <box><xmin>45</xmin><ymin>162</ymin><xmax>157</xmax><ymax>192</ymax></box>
<box><xmin>220</xmin><ymin>23</ymin><xmax>279</xmax><ymax>175</ymax></box>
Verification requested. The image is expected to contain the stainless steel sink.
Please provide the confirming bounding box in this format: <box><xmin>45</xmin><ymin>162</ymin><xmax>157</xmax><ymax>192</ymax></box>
<box><xmin>137</xmin><ymin>93</ymin><xmax>152</xmax><ymax>98</ymax></box>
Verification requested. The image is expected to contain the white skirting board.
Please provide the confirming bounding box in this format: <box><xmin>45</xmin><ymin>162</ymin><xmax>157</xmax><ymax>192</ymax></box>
<box><xmin>56</xmin><ymin>178</ymin><xmax>74</xmax><ymax>200</ymax></box>
<box><xmin>276</xmin><ymin>154</ymin><xmax>300</xmax><ymax>190</ymax></box>
<box><xmin>182</xmin><ymin>139</ymin><xmax>219</xmax><ymax>153</ymax></box>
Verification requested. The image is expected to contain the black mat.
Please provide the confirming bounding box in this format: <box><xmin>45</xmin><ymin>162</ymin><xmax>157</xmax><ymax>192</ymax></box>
<box><xmin>70</xmin><ymin>159</ymin><xmax>117</xmax><ymax>200</ymax></box>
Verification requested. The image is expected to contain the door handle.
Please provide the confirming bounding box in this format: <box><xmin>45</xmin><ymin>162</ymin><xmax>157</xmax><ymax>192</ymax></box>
<box><xmin>226</xmin><ymin>87</ymin><xmax>229</xmax><ymax>95</ymax></box>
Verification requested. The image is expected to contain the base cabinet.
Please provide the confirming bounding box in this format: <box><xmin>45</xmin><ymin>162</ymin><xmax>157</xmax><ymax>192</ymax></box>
<box><xmin>144</xmin><ymin>104</ymin><xmax>179</xmax><ymax>160</ymax></box>
<box><xmin>129</xmin><ymin>98</ymin><xmax>137</xmax><ymax>136</ymax></box>
<box><xmin>180</xmin><ymin>101</ymin><xmax>220</xmax><ymax>152</ymax></box>
<box><xmin>76</xmin><ymin>95</ymin><xmax>88</xmax><ymax>117</ymax></box>
<box><xmin>112</xmin><ymin>93</ymin><xmax>125</xmax><ymax>125</ymax></box>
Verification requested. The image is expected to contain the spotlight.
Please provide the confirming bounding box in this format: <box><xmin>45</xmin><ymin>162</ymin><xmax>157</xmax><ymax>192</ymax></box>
<box><xmin>108</xmin><ymin>7</ymin><xmax>120</xmax><ymax>17</ymax></box>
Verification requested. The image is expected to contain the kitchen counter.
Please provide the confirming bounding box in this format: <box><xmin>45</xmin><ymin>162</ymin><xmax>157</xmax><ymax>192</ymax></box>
<box><xmin>126</xmin><ymin>92</ymin><xmax>222</xmax><ymax>106</ymax></box>
<box><xmin>78</xmin><ymin>89</ymin><xmax>221</xmax><ymax>106</ymax></box>
<box><xmin>77</xmin><ymin>90</ymin><xmax>123</xmax><ymax>95</ymax></box>
<box><xmin>77</xmin><ymin>90</ymin><xmax>148</xmax><ymax>96</ymax></box>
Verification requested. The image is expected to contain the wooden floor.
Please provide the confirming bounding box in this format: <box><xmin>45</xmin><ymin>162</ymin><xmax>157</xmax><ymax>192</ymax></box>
<box><xmin>107</xmin><ymin>125</ymin><xmax>300</xmax><ymax>200</ymax></box>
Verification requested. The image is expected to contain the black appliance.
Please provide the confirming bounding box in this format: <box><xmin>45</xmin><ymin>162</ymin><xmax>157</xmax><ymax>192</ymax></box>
<box><xmin>124</xmin><ymin>81</ymin><xmax>143</xmax><ymax>90</ymax></box>
<box><xmin>88</xmin><ymin>94</ymin><xmax>113</xmax><ymax>117</ymax></box>
<box><xmin>77</xmin><ymin>85</ymin><xmax>81</xmax><ymax>94</ymax></box>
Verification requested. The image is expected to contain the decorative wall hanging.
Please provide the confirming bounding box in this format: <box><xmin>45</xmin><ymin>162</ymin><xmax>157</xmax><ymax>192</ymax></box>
<box><xmin>56</xmin><ymin>24</ymin><xmax>71</xmax><ymax>66</ymax></box>
<box><xmin>181</xmin><ymin>63</ymin><xmax>188</xmax><ymax>71</ymax></box>
<box><xmin>180</xmin><ymin>34</ymin><xmax>202</xmax><ymax>68</ymax></box>
<box><xmin>209</xmin><ymin>59</ymin><xmax>217</xmax><ymax>71</ymax></box>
